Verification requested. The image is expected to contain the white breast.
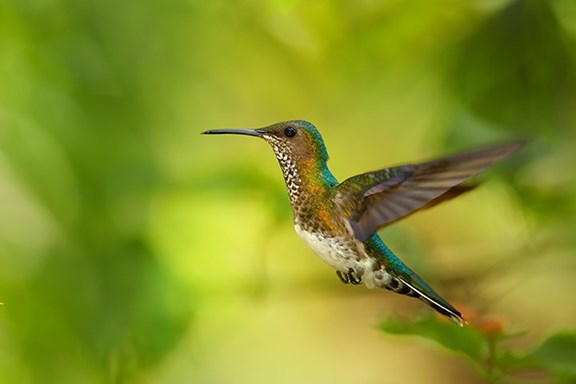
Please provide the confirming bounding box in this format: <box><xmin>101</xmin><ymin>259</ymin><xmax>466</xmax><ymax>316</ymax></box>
<box><xmin>294</xmin><ymin>224</ymin><xmax>377</xmax><ymax>287</ymax></box>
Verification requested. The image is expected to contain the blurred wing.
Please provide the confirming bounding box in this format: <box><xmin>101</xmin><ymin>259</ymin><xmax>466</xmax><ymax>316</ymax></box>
<box><xmin>335</xmin><ymin>141</ymin><xmax>525</xmax><ymax>242</ymax></box>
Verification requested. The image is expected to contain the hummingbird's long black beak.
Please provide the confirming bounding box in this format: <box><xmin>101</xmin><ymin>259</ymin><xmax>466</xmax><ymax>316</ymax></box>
<box><xmin>201</xmin><ymin>128</ymin><xmax>263</xmax><ymax>137</ymax></box>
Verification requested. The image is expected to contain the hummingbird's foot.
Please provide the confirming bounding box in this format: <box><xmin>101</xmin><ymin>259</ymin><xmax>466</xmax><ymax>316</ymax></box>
<box><xmin>347</xmin><ymin>268</ymin><xmax>362</xmax><ymax>285</ymax></box>
<box><xmin>336</xmin><ymin>270</ymin><xmax>349</xmax><ymax>284</ymax></box>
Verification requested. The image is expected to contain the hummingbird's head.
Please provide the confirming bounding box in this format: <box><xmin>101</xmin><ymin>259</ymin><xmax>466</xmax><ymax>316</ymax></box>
<box><xmin>202</xmin><ymin>120</ymin><xmax>329</xmax><ymax>165</ymax></box>
<box><xmin>203</xmin><ymin>120</ymin><xmax>337</xmax><ymax>201</ymax></box>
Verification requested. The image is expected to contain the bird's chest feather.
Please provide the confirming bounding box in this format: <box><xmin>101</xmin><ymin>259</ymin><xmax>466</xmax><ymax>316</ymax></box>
<box><xmin>294</xmin><ymin>224</ymin><xmax>377</xmax><ymax>285</ymax></box>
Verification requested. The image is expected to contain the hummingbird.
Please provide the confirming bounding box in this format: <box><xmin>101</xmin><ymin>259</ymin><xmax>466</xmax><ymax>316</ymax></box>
<box><xmin>202</xmin><ymin>120</ymin><xmax>524</xmax><ymax>325</ymax></box>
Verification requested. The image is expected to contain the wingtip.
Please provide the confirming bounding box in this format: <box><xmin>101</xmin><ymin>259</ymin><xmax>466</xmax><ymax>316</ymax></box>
<box><xmin>507</xmin><ymin>139</ymin><xmax>528</xmax><ymax>152</ymax></box>
<box><xmin>484</xmin><ymin>139</ymin><xmax>527</xmax><ymax>158</ymax></box>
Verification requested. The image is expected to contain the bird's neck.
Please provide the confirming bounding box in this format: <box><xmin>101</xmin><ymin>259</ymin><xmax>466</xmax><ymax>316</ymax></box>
<box><xmin>274</xmin><ymin>154</ymin><xmax>337</xmax><ymax>207</ymax></box>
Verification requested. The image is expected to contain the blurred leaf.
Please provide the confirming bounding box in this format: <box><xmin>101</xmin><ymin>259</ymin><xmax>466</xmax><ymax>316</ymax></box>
<box><xmin>380</xmin><ymin>317</ymin><xmax>576</xmax><ymax>383</ymax></box>
<box><xmin>527</xmin><ymin>332</ymin><xmax>576</xmax><ymax>379</ymax></box>
<box><xmin>380</xmin><ymin>315</ymin><xmax>486</xmax><ymax>362</ymax></box>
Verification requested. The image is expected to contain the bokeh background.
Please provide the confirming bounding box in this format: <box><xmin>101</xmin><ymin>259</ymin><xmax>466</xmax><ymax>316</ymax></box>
<box><xmin>1</xmin><ymin>0</ymin><xmax>575</xmax><ymax>383</ymax></box>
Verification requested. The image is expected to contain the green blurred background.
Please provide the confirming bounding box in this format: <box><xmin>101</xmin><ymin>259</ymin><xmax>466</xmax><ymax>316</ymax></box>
<box><xmin>1</xmin><ymin>0</ymin><xmax>575</xmax><ymax>383</ymax></box>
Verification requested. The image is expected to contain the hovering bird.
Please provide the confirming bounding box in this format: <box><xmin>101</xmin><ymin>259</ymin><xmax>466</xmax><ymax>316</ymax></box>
<box><xmin>202</xmin><ymin>121</ymin><xmax>524</xmax><ymax>325</ymax></box>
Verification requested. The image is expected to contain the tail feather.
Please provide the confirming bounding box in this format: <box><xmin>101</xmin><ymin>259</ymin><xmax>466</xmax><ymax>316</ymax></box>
<box><xmin>398</xmin><ymin>277</ymin><xmax>467</xmax><ymax>326</ymax></box>
<box><xmin>369</xmin><ymin>236</ymin><xmax>467</xmax><ymax>325</ymax></box>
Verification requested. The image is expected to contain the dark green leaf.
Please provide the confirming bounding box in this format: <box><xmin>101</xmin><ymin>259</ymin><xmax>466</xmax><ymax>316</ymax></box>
<box><xmin>527</xmin><ymin>332</ymin><xmax>576</xmax><ymax>378</ymax></box>
<box><xmin>379</xmin><ymin>315</ymin><xmax>487</xmax><ymax>362</ymax></box>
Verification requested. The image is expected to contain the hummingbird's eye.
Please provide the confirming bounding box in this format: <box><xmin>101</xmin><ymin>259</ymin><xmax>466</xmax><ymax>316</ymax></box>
<box><xmin>284</xmin><ymin>126</ymin><xmax>297</xmax><ymax>137</ymax></box>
